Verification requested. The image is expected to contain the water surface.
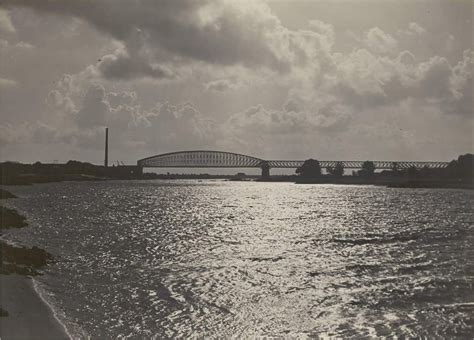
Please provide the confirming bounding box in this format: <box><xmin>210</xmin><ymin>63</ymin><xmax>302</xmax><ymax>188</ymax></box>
<box><xmin>4</xmin><ymin>180</ymin><xmax>474</xmax><ymax>338</ymax></box>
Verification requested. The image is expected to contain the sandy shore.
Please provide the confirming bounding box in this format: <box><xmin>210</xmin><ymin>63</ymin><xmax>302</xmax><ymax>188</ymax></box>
<box><xmin>0</xmin><ymin>274</ymin><xmax>71</xmax><ymax>340</ymax></box>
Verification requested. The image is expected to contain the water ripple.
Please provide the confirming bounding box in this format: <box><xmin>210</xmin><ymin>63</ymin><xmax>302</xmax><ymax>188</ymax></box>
<box><xmin>4</xmin><ymin>180</ymin><xmax>474</xmax><ymax>338</ymax></box>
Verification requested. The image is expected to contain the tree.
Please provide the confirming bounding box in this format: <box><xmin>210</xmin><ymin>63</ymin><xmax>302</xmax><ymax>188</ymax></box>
<box><xmin>361</xmin><ymin>161</ymin><xmax>375</xmax><ymax>177</ymax></box>
<box><xmin>457</xmin><ymin>154</ymin><xmax>474</xmax><ymax>179</ymax></box>
<box><xmin>296</xmin><ymin>159</ymin><xmax>321</xmax><ymax>178</ymax></box>
<box><xmin>446</xmin><ymin>154</ymin><xmax>474</xmax><ymax>180</ymax></box>
<box><xmin>331</xmin><ymin>162</ymin><xmax>344</xmax><ymax>177</ymax></box>
<box><xmin>391</xmin><ymin>162</ymin><xmax>399</xmax><ymax>172</ymax></box>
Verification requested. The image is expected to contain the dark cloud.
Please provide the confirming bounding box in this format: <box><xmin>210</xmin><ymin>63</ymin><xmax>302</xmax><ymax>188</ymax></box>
<box><xmin>97</xmin><ymin>52</ymin><xmax>175</xmax><ymax>80</ymax></box>
<box><xmin>0</xmin><ymin>0</ymin><xmax>299</xmax><ymax>77</ymax></box>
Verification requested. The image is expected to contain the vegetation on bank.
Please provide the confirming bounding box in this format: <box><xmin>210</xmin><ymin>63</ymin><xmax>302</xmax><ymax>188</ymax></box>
<box><xmin>295</xmin><ymin>153</ymin><xmax>474</xmax><ymax>188</ymax></box>
<box><xmin>0</xmin><ymin>189</ymin><xmax>17</xmax><ymax>199</ymax></box>
<box><xmin>0</xmin><ymin>190</ymin><xmax>52</xmax><ymax>275</ymax></box>
<box><xmin>0</xmin><ymin>189</ymin><xmax>53</xmax><ymax>318</ymax></box>
<box><xmin>1</xmin><ymin>241</ymin><xmax>53</xmax><ymax>276</ymax></box>
<box><xmin>1</xmin><ymin>160</ymin><xmax>140</xmax><ymax>185</ymax></box>
<box><xmin>1</xmin><ymin>206</ymin><xmax>28</xmax><ymax>230</ymax></box>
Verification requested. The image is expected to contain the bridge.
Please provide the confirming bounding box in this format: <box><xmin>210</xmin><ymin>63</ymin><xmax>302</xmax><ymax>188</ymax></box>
<box><xmin>137</xmin><ymin>150</ymin><xmax>449</xmax><ymax>178</ymax></box>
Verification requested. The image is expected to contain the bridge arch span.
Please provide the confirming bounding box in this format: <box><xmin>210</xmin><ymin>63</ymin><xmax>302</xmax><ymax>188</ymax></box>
<box><xmin>137</xmin><ymin>150</ymin><xmax>265</xmax><ymax>168</ymax></box>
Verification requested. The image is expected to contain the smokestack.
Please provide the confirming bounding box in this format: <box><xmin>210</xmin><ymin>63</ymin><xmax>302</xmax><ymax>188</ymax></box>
<box><xmin>104</xmin><ymin>127</ymin><xmax>108</xmax><ymax>167</ymax></box>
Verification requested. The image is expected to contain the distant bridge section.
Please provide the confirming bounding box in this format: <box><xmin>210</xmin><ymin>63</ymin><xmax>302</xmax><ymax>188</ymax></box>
<box><xmin>267</xmin><ymin>160</ymin><xmax>449</xmax><ymax>169</ymax></box>
<box><xmin>138</xmin><ymin>150</ymin><xmax>264</xmax><ymax>168</ymax></box>
<box><xmin>137</xmin><ymin>150</ymin><xmax>449</xmax><ymax>177</ymax></box>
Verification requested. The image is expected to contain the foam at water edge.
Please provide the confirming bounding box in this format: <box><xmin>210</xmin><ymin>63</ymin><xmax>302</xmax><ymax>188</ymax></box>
<box><xmin>32</xmin><ymin>278</ymin><xmax>76</xmax><ymax>340</ymax></box>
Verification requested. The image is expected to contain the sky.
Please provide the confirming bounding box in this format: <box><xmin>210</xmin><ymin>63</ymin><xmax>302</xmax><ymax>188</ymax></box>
<box><xmin>0</xmin><ymin>0</ymin><xmax>472</xmax><ymax>165</ymax></box>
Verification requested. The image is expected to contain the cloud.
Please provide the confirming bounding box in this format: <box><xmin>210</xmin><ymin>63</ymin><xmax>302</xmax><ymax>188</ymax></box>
<box><xmin>446</xmin><ymin>49</ymin><xmax>473</xmax><ymax>116</ymax></box>
<box><xmin>445</xmin><ymin>34</ymin><xmax>455</xmax><ymax>52</ymax></box>
<box><xmin>0</xmin><ymin>77</ymin><xmax>18</xmax><ymax>88</ymax></box>
<box><xmin>0</xmin><ymin>1</ymin><xmax>471</xmax><ymax>163</ymax></box>
<box><xmin>205</xmin><ymin>78</ymin><xmax>241</xmax><ymax>92</ymax></box>
<box><xmin>220</xmin><ymin>100</ymin><xmax>352</xmax><ymax>158</ymax></box>
<box><xmin>283</xmin><ymin>98</ymin><xmax>304</xmax><ymax>113</ymax></box>
<box><xmin>0</xmin><ymin>0</ymin><xmax>335</xmax><ymax>80</ymax></box>
<box><xmin>308</xmin><ymin>20</ymin><xmax>335</xmax><ymax>49</ymax></box>
<box><xmin>363</xmin><ymin>27</ymin><xmax>398</xmax><ymax>55</ymax></box>
<box><xmin>0</xmin><ymin>38</ymin><xmax>33</xmax><ymax>58</ymax></box>
<box><xmin>0</xmin><ymin>9</ymin><xmax>14</xmax><ymax>34</ymax></box>
<box><xmin>408</xmin><ymin>22</ymin><xmax>426</xmax><ymax>35</ymax></box>
<box><xmin>97</xmin><ymin>49</ymin><xmax>175</xmax><ymax>80</ymax></box>
<box><xmin>106</xmin><ymin>91</ymin><xmax>137</xmax><ymax>108</ymax></box>
<box><xmin>75</xmin><ymin>83</ymin><xmax>110</xmax><ymax>128</ymax></box>
<box><xmin>398</xmin><ymin>22</ymin><xmax>426</xmax><ymax>36</ymax></box>
<box><xmin>317</xmin><ymin>47</ymin><xmax>473</xmax><ymax>116</ymax></box>
<box><xmin>8</xmin><ymin>77</ymin><xmax>217</xmax><ymax>154</ymax></box>
<box><xmin>0</xmin><ymin>121</ymin><xmax>57</xmax><ymax>145</ymax></box>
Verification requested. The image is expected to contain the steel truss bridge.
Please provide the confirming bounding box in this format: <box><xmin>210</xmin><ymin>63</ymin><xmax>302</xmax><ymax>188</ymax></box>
<box><xmin>137</xmin><ymin>150</ymin><xmax>449</xmax><ymax>177</ymax></box>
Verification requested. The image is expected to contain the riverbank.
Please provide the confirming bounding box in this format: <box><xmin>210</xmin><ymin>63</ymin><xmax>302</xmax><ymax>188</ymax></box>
<box><xmin>1</xmin><ymin>188</ymin><xmax>71</xmax><ymax>339</ymax></box>
<box><xmin>0</xmin><ymin>275</ymin><xmax>70</xmax><ymax>339</ymax></box>
<box><xmin>2</xmin><ymin>173</ymin><xmax>107</xmax><ymax>185</ymax></box>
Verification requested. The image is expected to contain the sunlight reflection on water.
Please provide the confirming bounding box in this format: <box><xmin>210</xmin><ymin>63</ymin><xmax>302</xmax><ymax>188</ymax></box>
<box><xmin>4</xmin><ymin>180</ymin><xmax>474</xmax><ymax>338</ymax></box>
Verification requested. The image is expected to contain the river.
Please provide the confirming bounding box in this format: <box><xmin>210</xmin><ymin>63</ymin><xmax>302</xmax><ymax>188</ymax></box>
<box><xmin>3</xmin><ymin>180</ymin><xmax>474</xmax><ymax>338</ymax></box>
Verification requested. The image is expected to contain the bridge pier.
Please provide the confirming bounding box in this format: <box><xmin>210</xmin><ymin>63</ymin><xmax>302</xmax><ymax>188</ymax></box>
<box><xmin>260</xmin><ymin>161</ymin><xmax>270</xmax><ymax>179</ymax></box>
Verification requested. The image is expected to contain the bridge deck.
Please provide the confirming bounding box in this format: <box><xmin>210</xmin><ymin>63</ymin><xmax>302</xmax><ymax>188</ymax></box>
<box><xmin>137</xmin><ymin>151</ymin><xmax>449</xmax><ymax>169</ymax></box>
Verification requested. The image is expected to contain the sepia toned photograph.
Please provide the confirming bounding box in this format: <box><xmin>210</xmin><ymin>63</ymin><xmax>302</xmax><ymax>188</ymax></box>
<box><xmin>0</xmin><ymin>0</ymin><xmax>473</xmax><ymax>338</ymax></box>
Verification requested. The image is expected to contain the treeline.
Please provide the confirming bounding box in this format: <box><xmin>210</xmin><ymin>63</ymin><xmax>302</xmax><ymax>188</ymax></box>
<box><xmin>296</xmin><ymin>153</ymin><xmax>473</xmax><ymax>183</ymax></box>
<box><xmin>1</xmin><ymin>160</ymin><xmax>99</xmax><ymax>177</ymax></box>
<box><xmin>0</xmin><ymin>160</ymin><xmax>142</xmax><ymax>184</ymax></box>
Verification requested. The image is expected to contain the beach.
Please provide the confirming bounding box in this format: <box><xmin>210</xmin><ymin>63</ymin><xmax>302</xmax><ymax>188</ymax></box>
<box><xmin>1</xmin><ymin>188</ymin><xmax>71</xmax><ymax>340</ymax></box>
<box><xmin>0</xmin><ymin>274</ymin><xmax>70</xmax><ymax>339</ymax></box>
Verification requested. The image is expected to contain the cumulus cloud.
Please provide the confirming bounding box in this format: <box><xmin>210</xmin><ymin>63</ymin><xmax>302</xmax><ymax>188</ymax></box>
<box><xmin>398</xmin><ymin>22</ymin><xmax>427</xmax><ymax>36</ymax></box>
<box><xmin>307</xmin><ymin>20</ymin><xmax>335</xmax><ymax>49</ymax></box>
<box><xmin>10</xmin><ymin>75</ymin><xmax>217</xmax><ymax>155</ymax></box>
<box><xmin>408</xmin><ymin>22</ymin><xmax>426</xmax><ymax>35</ymax></box>
<box><xmin>317</xmin><ymin>47</ymin><xmax>473</xmax><ymax>116</ymax></box>
<box><xmin>0</xmin><ymin>121</ymin><xmax>57</xmax><ymax>145</ymax></box>
<box><xmin>219</xmin><ymin>100</ymin><xmax>352</xmax><ymax>158</ymax></box>
<box><xmin>446</xmin><ymin>49</ymin><xmax>473</xmax><ymax>116</ymax></box>
<box><xmin>75</xmin><ymin>84</ymin><xmax>110</xmax><ymax>128</ymax></box>
<box><xmin>0</xmin><ymin>77</ymin><xmax>17</xmax><ymax>88</ymax></box>
<box><xmin>205</xmin><ymin>78</ymin><xmax>241</xmax><ymax>92</ymax></box>
<box><xmin>363</xmin><ymin>27</ymin><xmax>398</xmax><ymax>55</ymax></box>
<box><xmin>0</xmin><ymin>9</ymin><xmax>14</xmax><ymax>34</ymax></box>
<box><xmin>97</xmin><ymin>50</ymin><xmax>175</xmax><ymax>80</ymax></box>
<box><xmin>0</xmin><ymin>0</ymin><xmax>337</xmax><ymax>80</ymax></box>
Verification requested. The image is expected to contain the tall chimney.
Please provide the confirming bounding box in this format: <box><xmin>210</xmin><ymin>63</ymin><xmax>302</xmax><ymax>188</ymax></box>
<box><xmin>104</xmin><ymin>127</ymin><xmax>108</xmax><ymax>167</ymax></box>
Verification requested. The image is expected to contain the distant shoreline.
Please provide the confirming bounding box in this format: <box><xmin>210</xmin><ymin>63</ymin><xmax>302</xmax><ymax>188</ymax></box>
<box><xmin>2</xmin><ymin>153</ymin><xmax>472</xmax><ymax>188</ymax></box>
<box><xmin>1</xmin><ymin>173</ymin><xmax>472</xmax><ymax>190</ymax></box>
